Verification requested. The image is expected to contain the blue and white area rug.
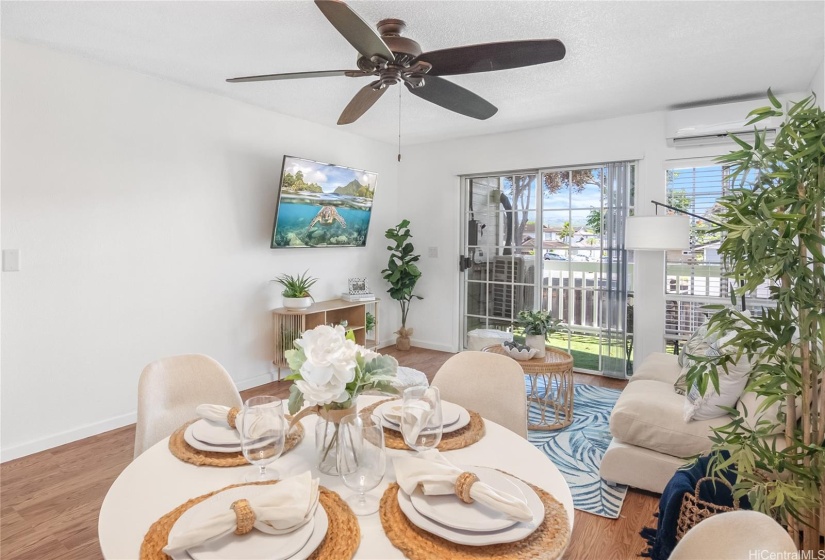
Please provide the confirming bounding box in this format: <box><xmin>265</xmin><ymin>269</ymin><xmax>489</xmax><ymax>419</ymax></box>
<box><xmin>527</xmin><ymin>380</ymin><xmax>628</xmax><ymax>519</ymax></box>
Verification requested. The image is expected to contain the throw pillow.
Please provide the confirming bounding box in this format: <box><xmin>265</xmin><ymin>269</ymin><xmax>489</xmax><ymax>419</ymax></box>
<box><xmin>683</xmin><ymin>329</ymin><xmax>752</xmax><ymax>422</ymax></box>
<box><xmin>675</xmin><ymin>324</ymin><xmax>711</xmax><ymax>395</ymax></box>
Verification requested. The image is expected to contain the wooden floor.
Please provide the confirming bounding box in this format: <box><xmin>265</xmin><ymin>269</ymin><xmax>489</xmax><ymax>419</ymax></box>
<box><xmin>0</xmin><ymin>347</ymin><xmax>658</xmax><ymax>559</ymax></box>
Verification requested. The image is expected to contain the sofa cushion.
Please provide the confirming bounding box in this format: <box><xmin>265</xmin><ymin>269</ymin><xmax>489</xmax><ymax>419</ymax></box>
<box><xmin>631</xmin><ymin>352</ymin><xmax>681</xmax><ymax>384</ymax></box>
<box><xmin>611</xmin><ymin>379</ymin><xmax>732</xmax><ymax>458</ymax></box>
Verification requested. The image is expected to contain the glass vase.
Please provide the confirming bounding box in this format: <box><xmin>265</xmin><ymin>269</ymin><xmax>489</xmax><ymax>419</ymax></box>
<box><xmin>315</xmin><ymin>404</ymin><xmax>357</xmax><ymax>475</ymax></box>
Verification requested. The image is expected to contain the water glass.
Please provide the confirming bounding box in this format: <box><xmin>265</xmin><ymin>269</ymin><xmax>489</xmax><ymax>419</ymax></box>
<box><xmin>240</xmin><ymin>396</ymin><xmax>286</xmax><ymax>482</ymax></box>
<box><xmin>401</xmin><ymin>386</ymin><xmax>443</xmax><ymax>452</ymax></box>
<box><xmin>337</xmin><ymin>412</ymin><xmax>386</xmax><ymax>515</ymax></box>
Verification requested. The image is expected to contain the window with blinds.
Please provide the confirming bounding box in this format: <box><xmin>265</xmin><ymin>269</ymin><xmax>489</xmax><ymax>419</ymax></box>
<box><xmin>663</xmin><ymin>164</ymin><xmax>768</xmax><ymax>352</ymax></box>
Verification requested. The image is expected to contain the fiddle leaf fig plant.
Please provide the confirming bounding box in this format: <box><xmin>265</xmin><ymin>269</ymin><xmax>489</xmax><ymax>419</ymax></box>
<box><xmin>381</xmin><ymin>219</ymin><xmax>423</xmax><ymax>331</ymax></box>
<box><xmin>690</xmin><ymin>90</ymin><xmax>824</xmax><ymax>550</ymax></box>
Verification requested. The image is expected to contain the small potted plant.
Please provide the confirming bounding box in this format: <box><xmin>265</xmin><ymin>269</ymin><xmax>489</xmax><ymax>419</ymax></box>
<box><xmin>274</xmin><ymin>270</ymin><xmax>317</xmax><ymax>310</ymax></box>
<box><xmin>516</xmin><ymin>310</ymin><xmax>564</xmax><ymax>358</ymax></box>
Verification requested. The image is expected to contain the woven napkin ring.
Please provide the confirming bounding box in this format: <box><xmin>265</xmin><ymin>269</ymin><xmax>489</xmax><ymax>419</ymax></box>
<box><xmin>455</xmin><ymin>472</ymin><xmax>480</xmax><ymax>504</ymax></box>
<box><xmin>227</xmin><ymin>408</ymin><xmax>240</xmax><ymax>429</ymax></box>
<box><xmin>231</xmin><ymin>499</ymin><xmax>255</xmax><ymax>535</ymax></box>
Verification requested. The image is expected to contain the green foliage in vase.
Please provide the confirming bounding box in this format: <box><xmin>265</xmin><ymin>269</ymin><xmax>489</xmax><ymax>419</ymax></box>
<box><xmin>365</xmin><ymin>311</ymin><xmax>375</xmax><ymax>333</ymax></box>
<box><xmin>381</xmin><ymin>220</ymin><xmax>423</xmax><ymax>329</ymax></box>
<box><xmin>516</xmin><ymin>310</ymin><xmax>565</xmax><ymax>336</ymax></box>
<box><xmin>274</xmin><ymin>270</ymin><xmax>317</xmax><ymax>299</ymax></box>
<box><xmin>686</xmin><ymin>90</ymin><xmax>824</xmax><ymax>549</ymax></box>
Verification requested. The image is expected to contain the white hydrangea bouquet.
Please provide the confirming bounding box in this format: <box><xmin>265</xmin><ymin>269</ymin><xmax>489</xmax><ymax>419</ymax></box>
<box><xmin>284</xmin><ymin>324</ymin><xmax>397</xmax><ymax>473</ymax></box>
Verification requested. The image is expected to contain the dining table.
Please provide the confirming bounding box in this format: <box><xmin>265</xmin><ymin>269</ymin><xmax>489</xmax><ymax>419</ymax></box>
<box><xmin>98</xmin><ymin>395</ymin><xmax>575</xmax><ymax>559</ymax></box>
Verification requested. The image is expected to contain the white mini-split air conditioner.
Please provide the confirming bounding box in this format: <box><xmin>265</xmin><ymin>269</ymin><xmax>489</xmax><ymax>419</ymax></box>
<box><xmin>666</xmin><ymin>99</ymin><xmax>781</xmax><ymax>147</ymax></box>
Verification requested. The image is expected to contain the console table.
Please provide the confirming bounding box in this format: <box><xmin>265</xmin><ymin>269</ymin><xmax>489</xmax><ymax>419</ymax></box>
<box><xmin>483</xmin><ymin>344</ymin><xmax>574</xmax><ymax>430</ymax></box>
<box><xmin>272</xmin><ymin>298</ymin><xmax>379</xmax><ymax>379</ymax></box>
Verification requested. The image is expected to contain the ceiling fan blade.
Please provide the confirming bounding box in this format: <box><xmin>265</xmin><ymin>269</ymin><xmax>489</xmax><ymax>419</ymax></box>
<box><xmin>415</xmin><ymin>39</ymin><xmax>566</xmax><ymax>76</ymax></box>
<box><xmin>227</xmin><ymin>69</ymin><xmax>369</xmax><ymax>83</ymax></box>
<box><xmin>405</xmin><ymin>76</ymin><xmax>497</xmax><ymax>120</ymax></box>
<box><xmin>338</xmin><ymin>83</ymin><xmax>388</xmax><ymax>124</ymax></box>
<box><xmin>315</xmin><ymin>0</ymin><xmax>394</xmax><ymax>62</ymax></box>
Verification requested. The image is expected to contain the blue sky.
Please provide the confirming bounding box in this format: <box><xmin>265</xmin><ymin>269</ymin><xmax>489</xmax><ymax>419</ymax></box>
<box><xmin>283</xmin><ymin>156</ymin><xmax>378</xmax><ymax>193</ymax></box>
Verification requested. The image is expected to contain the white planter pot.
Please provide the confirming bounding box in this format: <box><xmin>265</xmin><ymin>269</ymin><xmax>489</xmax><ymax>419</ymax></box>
<box><xmin>283</xmin><ymin>296</ymin><xmax>312</xmax><ymax>310</ymax></box>
<box><xmin>525</xmin><ymin>334</ymin><xmax>547</xmax><ymax>358</ymax></box>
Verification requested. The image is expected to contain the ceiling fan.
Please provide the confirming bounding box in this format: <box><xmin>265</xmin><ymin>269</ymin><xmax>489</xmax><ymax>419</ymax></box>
<box><xmin>227</xmin><ymin>0</ymin><xmax>566</xmax><ymax>125</ymax></box>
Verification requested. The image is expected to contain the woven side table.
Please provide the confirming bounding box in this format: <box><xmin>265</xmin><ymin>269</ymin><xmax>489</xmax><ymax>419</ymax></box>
<box><xmin>483</xmin><ymin>345</ymin><xmax>574</xmax><ymax>431</ymax></box>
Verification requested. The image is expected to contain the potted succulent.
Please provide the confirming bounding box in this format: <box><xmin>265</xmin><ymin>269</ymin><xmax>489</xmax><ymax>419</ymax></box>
<box><xmin>381</xmin><ymin>219</ymin><xmax>423</xmax><ymax>351</ymax></box>
<box><xmin>516</xmin><ymin>310</ymin><xmax>564</xmax><ymax>359</ymax></box>
<box><xmin>274</xmin><ymin>270</ymin><xmax>317</xmax><ymax>310</ymax></box>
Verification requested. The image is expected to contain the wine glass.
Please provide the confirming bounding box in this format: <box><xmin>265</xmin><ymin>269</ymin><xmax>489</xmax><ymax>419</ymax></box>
<box><xmin>239</xmin><ymin>396</ymin><xmax>285</xmax><ymax>482</ymax></box>
<box><xmin>401</xmin><ymin>386</ymin><xmax>443</xmax><ymax>452</ymax></box>
<box><xmin>337</xmin><ymin>412</ymin><xmax>386</xmax><ymax>515</ymax></box>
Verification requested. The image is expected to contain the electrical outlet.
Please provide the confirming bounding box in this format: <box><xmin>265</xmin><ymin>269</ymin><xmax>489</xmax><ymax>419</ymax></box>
<box><xmin>428</xmin><ymin>246</ymin><xmax>438</xmax><ymax>258</ymax></box>
<box><xmin>2</xmin><ymin>249</ymin><xmax>20</xmax><ymax>272</ymax></box>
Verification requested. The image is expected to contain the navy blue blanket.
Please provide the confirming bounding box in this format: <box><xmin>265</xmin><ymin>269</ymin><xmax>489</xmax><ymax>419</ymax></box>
<box><xmin>641</xmin><ymin>453</ymin><xmax>750</xmax><ymax>560</ymax></box>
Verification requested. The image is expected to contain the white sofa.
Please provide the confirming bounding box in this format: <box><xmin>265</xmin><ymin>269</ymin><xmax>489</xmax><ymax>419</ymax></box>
<box><xmin>600</xmin><ymin>352</ymin><xmax>740</xmax><ymax>493</ymax></box>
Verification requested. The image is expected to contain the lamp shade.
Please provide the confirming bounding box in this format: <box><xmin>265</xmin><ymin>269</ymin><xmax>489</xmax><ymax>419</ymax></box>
<box><xmin>625</xmin><ymin>216</ymin><xmax>691</xmax><ymax>251</ymax></box>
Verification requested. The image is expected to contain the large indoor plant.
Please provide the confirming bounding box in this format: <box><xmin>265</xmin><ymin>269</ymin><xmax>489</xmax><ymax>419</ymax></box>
<box><xmin>285</xmin><ymin>324</ymin><xmax>397</xmax><ymax>474</ymax></box>
<box><xmin>275</xmin><ymin>270</ymin><xmax>317</xmax><ymax>310</ymax></box>
<box><xmin>687</xmin><ymin>91</ymin><xmax>824</xmax><ymax>549</ymax></box>
<box><xmin>381</xmin><ymin>219</ymin><xmax>423</xmax><ymax>351</ymax></box>
<box><xmin>516</xmin><ymin>309</ymin><xmax>564</xmax><ymax>358</ymax></box>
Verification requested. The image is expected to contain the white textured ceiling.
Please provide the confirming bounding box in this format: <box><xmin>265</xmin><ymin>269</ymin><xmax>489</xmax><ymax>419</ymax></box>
<box><xmin>2</xmin><ymin>1</ymin><xmax>823</xmax><ymax>145</ymax></box>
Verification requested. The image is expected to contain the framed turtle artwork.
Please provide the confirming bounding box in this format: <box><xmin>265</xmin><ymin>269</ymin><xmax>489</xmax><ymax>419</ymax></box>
<box><xmin>270</xmin><ymin>155</ymin><xmax>378</xmax><ymax>248</ymax></box>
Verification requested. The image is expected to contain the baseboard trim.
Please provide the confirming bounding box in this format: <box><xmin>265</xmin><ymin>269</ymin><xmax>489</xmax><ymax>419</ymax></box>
<box><xmin>408</xmin><ymin>338</ymin><xmax>456</xmax><ymax>353</ymax></box>
<box><xmin>235</xmin><ymin>371</ymin><xmax>282</xmax><ymax>391</ymax></box>
<box><xmin>1</xmin><ymin>411</ymin><xmax>137</xmax><ymax>463</ymax></box>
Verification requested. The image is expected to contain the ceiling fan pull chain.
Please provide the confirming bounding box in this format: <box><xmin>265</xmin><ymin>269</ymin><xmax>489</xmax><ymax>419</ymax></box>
<box><xmin>398</xmin><ymin>87</ymin><xmax>402</xmax><ymax>162</ymax></box>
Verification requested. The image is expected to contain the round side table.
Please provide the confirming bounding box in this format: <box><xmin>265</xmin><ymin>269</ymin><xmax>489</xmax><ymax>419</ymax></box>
<box><xmin>483</xmin><ymin>345</ymin><xmax>575</xmax><ymax>431</ymax></box>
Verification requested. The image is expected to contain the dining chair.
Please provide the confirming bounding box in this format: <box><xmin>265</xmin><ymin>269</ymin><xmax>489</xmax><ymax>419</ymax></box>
<box><xmin>133</xmin><ymin>354</ymin><xmax>243</xmax><ymax>458</ymax></box>
<box><xmin>431</xmin><ymin>351</ymin><xmax>528</xmax><ymax>438</ymax></box>
<box><xmin>669</xmin><ymin>510</ymin><xmax>796</xmax><ymax>559</ymax></box>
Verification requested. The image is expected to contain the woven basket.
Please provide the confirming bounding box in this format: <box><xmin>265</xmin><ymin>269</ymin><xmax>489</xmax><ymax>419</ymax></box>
<box><xmin>676</xmin><ymin>476</ymin><xmax>740</xmax><ymax>541</ymax></box>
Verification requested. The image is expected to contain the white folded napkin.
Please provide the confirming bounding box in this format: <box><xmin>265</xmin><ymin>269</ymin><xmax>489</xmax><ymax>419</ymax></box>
<box><xmin>196</xmin><ymin>404</ymin><xmax>243</xmax><ymax>430</ymax></box>
<box><xmin>163</xmin><ymin>471</ymin><xmax>320</xmax><ymax>555</ymax></box>
<box><xmin>402</xmin><ymin>400</ymin><xmax>437</xmax><ymax>443</ymax></box>
<box><xmin>394</xmin><ymin>450</ymin><xmax>533</xmax><ymax>522</ymax></box>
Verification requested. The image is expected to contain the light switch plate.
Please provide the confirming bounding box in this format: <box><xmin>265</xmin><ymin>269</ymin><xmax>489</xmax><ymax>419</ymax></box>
<box><xmin>428</xmin><ymin>246</ymin><xmax>438</xmax><ymax>258</ymax></box>
<box><xmin>3</xmin><ymin>249</ymin><xmax>21</xmax><ymax>272</ymax></box>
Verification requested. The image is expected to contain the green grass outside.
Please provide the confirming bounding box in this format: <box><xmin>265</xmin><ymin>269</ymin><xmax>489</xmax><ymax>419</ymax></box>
<box><xmin>514</xmin><ymin>331</ymin><xmax>634</xmax><ymax>372</ymax></box>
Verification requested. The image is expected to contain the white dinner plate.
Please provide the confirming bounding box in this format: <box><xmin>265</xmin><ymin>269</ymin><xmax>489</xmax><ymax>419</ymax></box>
<box><xmin>184</xmin><ymin>424</ymin><xmax>242</xmax><ymax>453</ymax></box>
<box><xmin>409</xmin><ymin>467</ymin><xmax>525</xmax><ymax>532</ymax></box>
<box><xmin>167</xmin><ymin>485</ymin><xmax>328</xmax><ymax>560</ymax></box>
<box><xmin>376</xmin><ymin>401</ymin><xmax>469</xmax><ymax>434</ymax></box>
<box><xmin>191</xmin><ymin>419</ymin><xmax>241</xmax><ymax>446</ymax></box>
<box><xmin>397</xmin><ymin>472</ymin><xmax>546</xmax><ymax>546</ymax></box>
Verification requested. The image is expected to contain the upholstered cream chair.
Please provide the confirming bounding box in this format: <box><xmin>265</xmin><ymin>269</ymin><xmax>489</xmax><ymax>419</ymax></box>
<box><xmin>431</xmin><ymin>351</ymin><xmax>528</xmax><ymax>438</ymax></box>
<box><xmin>134</xmin><ymin>354</ymin><xmax>242</xmax><ymax>458</ymax></box>
<box><xmin>669</xmin><ymin>510</ymin><xmax>796</xmax><ymax>559</ymax></box>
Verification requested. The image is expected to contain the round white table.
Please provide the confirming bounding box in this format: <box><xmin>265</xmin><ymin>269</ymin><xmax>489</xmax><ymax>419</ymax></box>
<box><xmin>99</xmin><ymin>396</ymin><xmax>574</xmax><ymax>559</ymax></box>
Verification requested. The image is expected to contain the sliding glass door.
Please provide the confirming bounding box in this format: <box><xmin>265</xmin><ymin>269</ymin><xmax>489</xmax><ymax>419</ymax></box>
<box><xmin>460</xmin><ymin>163</ymin><xmax>634</xmax><ymax>377</ymax></box>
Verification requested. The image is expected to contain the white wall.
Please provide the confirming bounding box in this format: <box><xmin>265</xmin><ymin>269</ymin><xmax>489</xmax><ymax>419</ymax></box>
<box><xmin>810</xmin><ymin>59</ymin><xmax>824</xmax><ymax>108</ymax></box>
<box><xmin>0</xmin><ymin>39</ymin><xmax>400</xmax><ymax>460</ymax></box>
<box><xmin>396</xmin><ymin>98</ymin><xmax>801</xmax><ymax>365</ymax></box>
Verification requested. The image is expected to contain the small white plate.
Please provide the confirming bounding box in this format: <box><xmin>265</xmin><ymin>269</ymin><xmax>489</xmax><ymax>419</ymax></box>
<box><xmin>167</xmin><ymin>486</ymin><xmax>328</xmax><ymax>560</ymax></box>
<box><xmin>409</xmin><ymin>467</ymin><xmax>525</xmax><ymax>532</ymax></box>
<box><xmin>397</xmin><ymin>472</ymin><xmax>545</xmax><ymax>546</ymax></box>
<box><xmin>191</xmin><ymin>419</ymin><xmax>240</xmax><ymax>446</ymax></box>
<box><xmin>184</xmin><ymin>424</ymin><xmax>242</xmax><ymax>453</ymax></box>
<box><xmin>377</xmin><ymin>401</ymin><xmax>468</xmax><ymax>434</ymax></box>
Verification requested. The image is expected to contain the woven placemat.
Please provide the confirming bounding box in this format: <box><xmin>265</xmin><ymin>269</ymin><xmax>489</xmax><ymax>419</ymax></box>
<box><xmin>379</xmin><ymin>480</ymin><xmax>570</xmax><ymax>560</ymax></box>
<box><xmin>140</xmin><ymin>481</ymin><xmax>359</xmax><ymax>560</ymax></box>
<box><xmin>169</xmin><ymin>420</ymin><xmax>304</xmax><ymax>467</ymax></box>
<box><xmin>362</xmin><ymin>398</ymin><xmax>486</xmax><ymax>451</ymax></box>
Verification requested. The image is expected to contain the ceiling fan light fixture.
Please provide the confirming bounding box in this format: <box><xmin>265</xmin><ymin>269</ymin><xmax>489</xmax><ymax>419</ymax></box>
<box><xmin>227</xmin><ymin>0</ymin><xmax>566</xmax><ymax>124</ymax></box>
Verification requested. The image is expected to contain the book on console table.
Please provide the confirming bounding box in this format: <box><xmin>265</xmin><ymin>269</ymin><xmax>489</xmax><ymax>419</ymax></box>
<box><xmin>341</xmin><ymin>293</ymin><xmax>376</xmax><ymax>302</ymax></box>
